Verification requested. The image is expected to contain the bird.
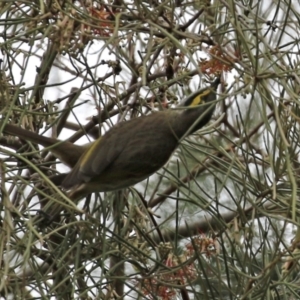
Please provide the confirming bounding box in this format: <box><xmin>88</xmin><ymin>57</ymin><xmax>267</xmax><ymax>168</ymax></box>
<box><xmin>1</xmin><ymin>77</ymin><xmax>220</xmax><ymax>201</ymax></box>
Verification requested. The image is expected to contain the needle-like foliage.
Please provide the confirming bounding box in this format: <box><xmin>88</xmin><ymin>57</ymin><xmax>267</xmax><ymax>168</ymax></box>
<box><xmin>0</xmin><ymin>1</ymin><xmax>300</xmax><ymax>299</ymax></box>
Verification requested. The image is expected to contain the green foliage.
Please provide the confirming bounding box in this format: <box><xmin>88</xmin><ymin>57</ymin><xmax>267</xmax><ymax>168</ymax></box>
<box><xmin>1</xmin><ymin>0</ymin><xmax>300</xmax><ymax>299</ymax></box>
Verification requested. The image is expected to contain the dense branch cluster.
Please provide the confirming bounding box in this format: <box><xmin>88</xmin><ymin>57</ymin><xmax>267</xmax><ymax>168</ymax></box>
<box><xmin>0</xmin><ymin>0</ymin><xmax>300</xmax><ymax>299</ymax></box>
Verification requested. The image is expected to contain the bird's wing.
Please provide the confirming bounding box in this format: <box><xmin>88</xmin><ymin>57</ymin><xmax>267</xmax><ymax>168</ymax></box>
<box><xmin>82</xmin><ymin>128</ymin><xmax>128</xmax><ymax>178</ymax></box>
<box><xmin>61</xmin><ymin>124</ymin><xmax>128</xmax><ymax>188</ymax></box>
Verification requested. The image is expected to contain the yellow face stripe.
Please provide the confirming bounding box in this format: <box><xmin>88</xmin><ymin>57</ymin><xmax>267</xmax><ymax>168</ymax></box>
<box><xmin>190</xmin><ymin>89</ymin><xmax>211</xmax><ymax>107</ymax></box>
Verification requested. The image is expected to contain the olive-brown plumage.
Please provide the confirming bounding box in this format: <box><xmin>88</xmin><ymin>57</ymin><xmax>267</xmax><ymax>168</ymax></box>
<box><xmin>63</xmin><ymin>77</ymin><xmax>220</xmax><ymax>199</ymax></box>
<box><xmin>1</xmin><ymin>124</ymin><xmax>89</xmax><ymax>168</ymax></box>
<box><xmin>1</xmin><ymin>77</ymin><xmax>220</xmax><ymax>201</ymax></box>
